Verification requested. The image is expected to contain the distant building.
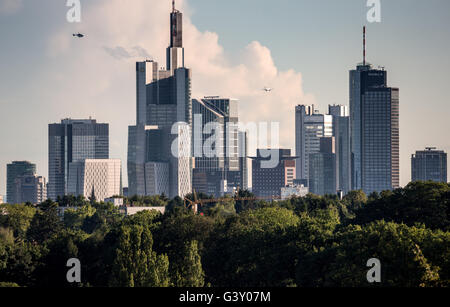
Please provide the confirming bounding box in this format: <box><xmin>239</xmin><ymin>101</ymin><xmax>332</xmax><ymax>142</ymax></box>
<box><xmin>281</xmin><ymin>185</ymin><xmax>309</xmax><ymax>200</ymax></box>
<box><xmin>105</xmin><ymin>197</ymin><xmax>124</xmax><ymax>207</ymax></box>
<box><xmin>127</xmin><ymin>4</ymin><xmax>192</xmax><ymax>199</ymax></box>
<box><xmin>309</xmin><ymin>137</ymin><xmax>337</xmax><ymax>196</ymax></box>
<box><xmin>48</xmin><ymin>118</ymin><xmax>109</xmax><ymax>200</ymax></box>
<box><xmin>122</xmin><ymin>187</ymin><xmax>129</xmax><ymax>197</ymax></box>
<box><xmin>124</xmin><ymin>207</ymin><xmax>166</xmax><ymax>216</ymax></box>
<box><xmin>329</xmin><ymin>105</ymin><xmax>351</xmax><ymax>194</ymax></box>
<box><xmin>14</xmin><ymin>175</ymin><xmax>47</xmax><ymax>205</ymax></box>
<box><xmin>67</xmin><ymin>159</ymin><xmax>122</xmax><ymax>202</ymax></box>
<box><xmin>295</xmin><ymin>105</ymin><xmax>333</xmax><ymax>186</ymax></box>
<box><xmin>6</xmin><ymin>161</ymin><xmax>36</xmax><ymax>204</ymax></box>
<box><xmin>192</xmin><ymin>97</ymin><xmax>244</xmax><ymax>197</ymax></box>
<box><xmin>350</xmin><ymin>61</ymin><xmax>399</xmax><ymax>194</ymax></box>
<box><xmin>251</xmin><ymin>149</ymin><xmax>296</xmax><ymax>199</ymax></box>
<box><xmin>411</xmin><ymin>148</ymin><xmax>447</xmax><ymax>183</ymax></box>
<box><xmin>0</xmin><ymin>195</ymin><xmax>4</xmax><ymax>204</ymax></box>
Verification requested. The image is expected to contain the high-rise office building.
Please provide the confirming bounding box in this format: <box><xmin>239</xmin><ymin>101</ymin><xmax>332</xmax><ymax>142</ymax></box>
<box><xmin>192</xmin><ymin>97</ymin><xmax>242</xmax><ymax>197</ymax></box>
<box><xmin>238</xmin><ymin>131</ymin><xmax>249</xmax><ymax>191</ymax></box>
<box><xmin>251</xmin><ymin>149</ymin><xmax>296</xmax><ymax>199</ymax></box>
<box><xmin>14</xmin><ymin>175</ymin><xmax>47</xmax><ymax>205</ymax></box>
<box><xmin>309</xmin><ymin>137</ymin><xmax>337</xmax><ymax>196</ymax></box>
<box><xmin>128</xmin><ymin>3</ymin><xmax>192</xmax><ymax>198</ymax></box>
<box><xmin>411</xmin><ymin>148</ymin><xmax>447</xmax><ymax>183</ymax></box>
<box><xmin>295</xmin><ymin>105</ymin><xmax>333</xmax><ymax>185</ymax></box>
<box><xmin>67</xmin><ymin>159</ymin><xmax>122</xmax><ymax>202</ymax></box>
<box><xmin>48</xmin><ymin>118</ymin><xmax>109</xmax><ymax>200</ymax></box>
<box><xmin>6</xmin><ymin>161</ymin><xmax>36</xmax><ymax>204</ymax></box>
<box><xmin>350</xmin><ymin>28</ymin><xmax>399</xmax><ymax>194</ymax></box>
<box><xmin>328</xmin><ymin>105</ymin><xmax>351</xmax><ymax>194</ymax></box>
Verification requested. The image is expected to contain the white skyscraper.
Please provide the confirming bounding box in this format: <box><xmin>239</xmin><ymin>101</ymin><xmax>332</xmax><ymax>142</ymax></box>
<box><xmin>67</xmin><ymin>159</ymin><xmax>122</xmax><ymax>202</ymax></box>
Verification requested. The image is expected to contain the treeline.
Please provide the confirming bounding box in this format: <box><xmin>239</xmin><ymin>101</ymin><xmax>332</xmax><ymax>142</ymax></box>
<box><xmin>0</xmin><ymin>181</ymin><xmax>449</xmax><ymax>287</ymax></box>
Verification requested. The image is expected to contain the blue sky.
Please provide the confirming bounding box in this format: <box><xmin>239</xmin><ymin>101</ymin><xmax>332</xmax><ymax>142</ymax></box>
<box><xmin>1</xmin><ymin>0</ymin><xmax>449</xmax><ymax>196</ymax></box>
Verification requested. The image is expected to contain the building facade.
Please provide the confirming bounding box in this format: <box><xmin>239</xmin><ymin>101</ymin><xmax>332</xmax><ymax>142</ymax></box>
<box><xmin>251</xmin><ymin>149</ymin><xmax>296</xmax><ymax>199</ymax></box>
<box><xmin>411</xmin><ymin>148</ymin><xmax>447</xmax><ymax>183</ymax></box>
<box><xmin>48</xmin><ymin>119</ymin><xmax>109</xmax><ymax>200</ymax></box>
<box><xmin>350</xmin><ymin>64</ymin><xmax>399</xmax><ymax>194</ymax></box>
<box><xmin>192</xmin><ymin>97</ymin><xmax>244</xmax><ymax>197</ymax></box>
<box><xmin>295</xmin><ymin>105</ymin><xmax>333</xmax><ymax>186</ymax></box>
<box><xmin>14</xmin><ymin>175</ymin><xmax>47</xmax><ymax>205</ymax></box>
<box><xmin>6</xmin><ymin>161</ymin><xmax>36</xmax><ymax>204</ymax></box>
<box><xmin>309</xmin><ymin>137</ymin><xmax>337</xmax><ymax>196</ymax></box>
<box><xmin>67</xmin><ymin>159</ymin><xmax>122</xmax><ymax>202</ymax></box>
<box><xmin>329</xmin><ymin>105</ymin><xmax>351</xmax><ymax>194</ymax></box>
<box><xmin>128</xmin><ymin>4</ymin><xmax>192</xmax><ymax>198</ymax></box>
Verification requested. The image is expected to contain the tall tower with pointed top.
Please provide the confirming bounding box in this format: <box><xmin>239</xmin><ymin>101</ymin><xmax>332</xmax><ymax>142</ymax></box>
<box><xmin>349</xmin><ymin>27</ymin><xmax>399</xmax><ymax>194</ymax></box>
<box><xmin>167</xmin><ymin>0</ymin><xmax>184</xmax><ymax>73</ymax></box>
<box><xmin>128</xmin><ymin>2</ymin><xmax>192</xmax><ymax>198</ymax></box>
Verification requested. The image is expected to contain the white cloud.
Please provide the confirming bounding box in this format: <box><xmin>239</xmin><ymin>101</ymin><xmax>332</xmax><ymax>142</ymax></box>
<box><xmin>0</xmin><ymin>0</ymin><xmax>23</xmax><ymax>15</ymax></box>
<box><xmin>43</xmin><ymin>0</ymin><xmax>315</xmax><ymax>173</ymax></box>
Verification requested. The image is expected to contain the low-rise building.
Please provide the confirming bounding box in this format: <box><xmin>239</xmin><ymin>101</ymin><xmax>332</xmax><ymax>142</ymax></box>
<box><xmin>281</xmin><ymin>185</ymin><xmax>309</xmax><ymax>200</ymax></box>
<box><xmin>123</xmin><ymin>207</ymin><xmax>166</xmax><ymax>216</ymax></box>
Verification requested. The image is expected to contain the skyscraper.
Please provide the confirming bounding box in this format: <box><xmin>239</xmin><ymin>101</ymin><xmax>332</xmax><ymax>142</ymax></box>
<box><xmin>48</xmin><ymin>118</ymin><xmax>109</xmax><ymax>200</ymax></box>
<box><xmin>192</xmin><ymin>97</ymin><xmax>241</xmax><ymax>197</ymax></box>
<box><xmin>350</xmin><ymin>28</ymin><xmax>399</xmax><ymax>194</ymax></box>
<box><xmin>128</xmin><ymin>2</ymin><xmax>192</xmax><ymax>198</ymax></box>
<box><xmin>328</xmin><ymin>105</ymin><xmax>351</xmax><ymax>194</ymax></box>
<box><xmin>309</xmin><ymin>137</ymin><xmax>337</xmax><ymax>196</ymax></box>
<box><xmin>411</xmin><ymin>148</ymin><xmax>447</xmax><ymax>183</ymax></box>
<box><xmin>6</xmin><ymin>161</ymin><xmax>36</xmax><ymax>204</ymax></box>
<box><xmin>295</xmin><ymin>105</ymin><xmax>333</xmax><ymax>185</ymax></box>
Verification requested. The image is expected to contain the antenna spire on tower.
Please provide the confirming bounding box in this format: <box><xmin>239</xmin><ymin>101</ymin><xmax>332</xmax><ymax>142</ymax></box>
<box><xmin>172</xmin><ymin>0</ymin><xmax>175</xmax><ymax>12</ymax></box>
<box><xmin>363</xmin><ymin>26</ymin><xmax>366</xmax><ymax>66</ymax></box>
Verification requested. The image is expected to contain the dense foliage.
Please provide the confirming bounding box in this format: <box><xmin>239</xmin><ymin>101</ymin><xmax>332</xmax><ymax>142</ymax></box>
<box><xmin>0</xmin><ymin>181</ymin><xmax>448</xmax><ymax>287</ymax></box>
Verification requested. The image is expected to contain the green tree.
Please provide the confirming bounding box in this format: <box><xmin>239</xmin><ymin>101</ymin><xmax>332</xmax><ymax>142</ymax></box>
<box><xmin>64</xmin><ymin>205</ymin><xmax>96</xmax><ymax>229</ymax></box>
<box><xmin>174</xmin><ymin>241</ymin><xmax>205</xmax><ymax>287</ymax></box>
<box><xmin>0</xmin><ymin>204</ymin><xmax>36</xmax><ymax>238</ymax></box>
<box><xmin>26</xmin><ymin>201</ymin><xmax>62</xmax><ymax>244</ymax></box>
<box><xmin>109</xmin><ymin>225</ymin><xmax>170</xmax><ymax>287</ymax></box>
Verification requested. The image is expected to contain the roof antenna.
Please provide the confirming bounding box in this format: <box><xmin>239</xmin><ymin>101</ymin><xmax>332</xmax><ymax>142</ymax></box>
<box><xmin>363</xmin><ymin>26</ymin><xmax>366</xmax><ymax>66</ymax></box>
<box><xmin>172</xmin><ymin>0</ymin><xmax>175</xmax><ymax>12</ymax></box>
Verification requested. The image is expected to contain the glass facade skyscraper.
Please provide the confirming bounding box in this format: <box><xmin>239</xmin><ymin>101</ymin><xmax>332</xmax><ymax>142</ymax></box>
<box><xmin>48</xmin><ymin>119</ymin><xmax>109</xmax><ymax>200</ymax></box>
<box><xmin>328</xmin><ymin>105</ymin><xmax>351</xmax><ymax>194</ymax></box>
<box><xmin>411</xmin><ymin>148</ymin><xmax>447</xmax><ymax>183</ymax></box>
<box><xmin>350</xmin><ymin>64</ymin><xmax>399</xmax><ymax>194</ymax></box>
<box><xmin>127</xmin><ymin>3</ymin><xmax>192</xmax><ymax>198</ymax></box>
<box><xmin>6</xmin><ymin>161</ymin><xmax>36</xmax><ymax>204</ymax></box>
<box><xmin>191</xmin><ymin>97</ymin><xmax>243</xmax><ymax>197</ymax></box>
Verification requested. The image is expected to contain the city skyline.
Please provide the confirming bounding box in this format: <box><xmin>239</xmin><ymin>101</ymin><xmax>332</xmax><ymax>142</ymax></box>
<box><xmin>1</xmin><ymin>0</ymin><xmax>450</xmax><ymax>196</ymax></box>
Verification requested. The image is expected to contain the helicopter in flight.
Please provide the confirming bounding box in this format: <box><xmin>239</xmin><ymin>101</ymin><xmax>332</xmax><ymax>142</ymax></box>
<box><xmin>72</xmin><ymin>33</ymin><xmax>85</xmax><ymax>38</ymax></box>
<box><xmin>263</xmin><ymin>87</ymin><xmax>273</xmax><ymax>93</ymax></box>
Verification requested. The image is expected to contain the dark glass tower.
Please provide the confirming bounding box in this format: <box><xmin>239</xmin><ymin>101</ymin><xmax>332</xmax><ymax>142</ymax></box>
<box><xmin>350</xmin><ymin>28</ymin><xmax>399</xmax><ymax>194</ymax></box>
<box><xmin>6</xmin><ymin>161</ymin><xmax>36</xmax><ymax>204</ymax></box>
<box><xmin>412</xmin><ymin>148</ymin><xmax>447</xmax><ymax>183</ymax></box>
<box><xmin>48</xmin><ymin>119</ymin><xmax>109</xmax><ymax>200</ymax></box>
